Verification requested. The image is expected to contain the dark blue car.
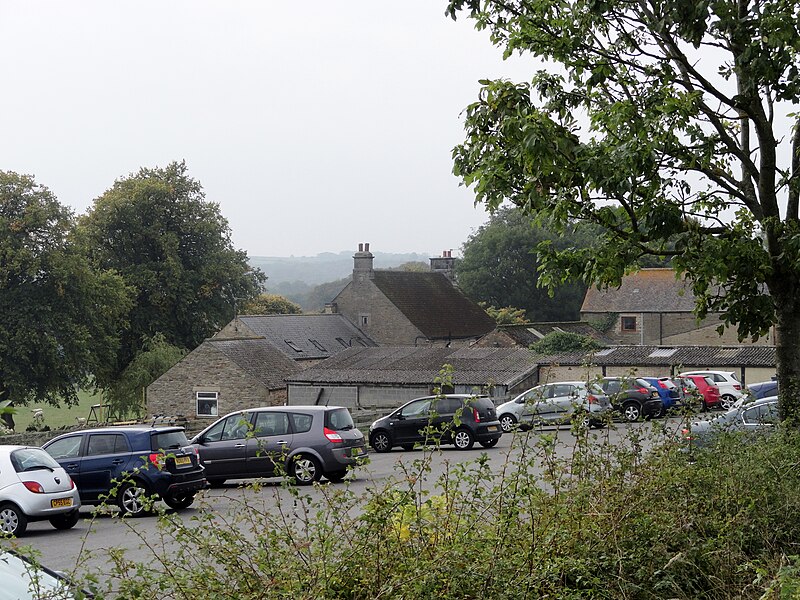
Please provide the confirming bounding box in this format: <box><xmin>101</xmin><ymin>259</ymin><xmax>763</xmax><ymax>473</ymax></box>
<box><xmin>747</xmin><ymin>380</ymin><xmax>778</xmax><ymax>400</ymax></box>
<box><xmin>43</xmin><ymin>426</ymin><xmax>206</xmax><ymax>516</ymax></box>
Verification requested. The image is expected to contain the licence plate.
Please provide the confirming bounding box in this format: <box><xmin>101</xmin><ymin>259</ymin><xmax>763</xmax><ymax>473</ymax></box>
<box><xmin>175</xmin><ymin>456</ymin><xmax>192</xmax><ymax>466</ymax></box>
<box><xmin>51</xmin><ymin>497</ymin><xmax>73</xmax><ymax>509</ymax></box>
<box><xmin>487</xmin><ymin>425</ymin><xmax>498</xmax><ymax>432</ymax></box>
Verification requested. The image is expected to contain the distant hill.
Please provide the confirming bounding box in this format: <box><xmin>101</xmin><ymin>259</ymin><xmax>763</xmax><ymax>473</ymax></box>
<box><xmin>249</xmin><ymin>251</ymin><xmax>431</xmax><ymax>311</ymax></box>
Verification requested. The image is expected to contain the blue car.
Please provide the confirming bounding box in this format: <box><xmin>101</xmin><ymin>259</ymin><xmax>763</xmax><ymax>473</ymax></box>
<box><xmin>747</xmin><ymin>380</ymin><xmax>778</xmax><ymax>400</ymax></box>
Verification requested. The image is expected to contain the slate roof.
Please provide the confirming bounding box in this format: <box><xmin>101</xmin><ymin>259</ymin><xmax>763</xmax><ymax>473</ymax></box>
<box><xmin>581</xmin><ymin>268</ymin><xmax>697</xmax><ymax>313</ymax></box>
<box><xmin>371</xmin><ymin>271</ymin><xmax>496</xmax><ymax>340</ymax></box>
<box><xmin>533</xmin><ymin>345</ymin><xmax>775</xmax><ymax>368</ymax></box>
<box><xmin>234</xmin><ymin>314</ymin><xmax>376</xmax><ymax>361</ymax></box>
<box><xmin>207</xmin><ymin>338</ymin><xmax>303</xmax><ymax>389</ymax></box>
<box><xmin>286</xmin><ymin>346</ymin><xmax>538</xmax><ymax>388</ymax></box>
<box><xmin>493</xmin><ymin>322</ymin><xmax>616</xmax><ymax>346</ymax></box>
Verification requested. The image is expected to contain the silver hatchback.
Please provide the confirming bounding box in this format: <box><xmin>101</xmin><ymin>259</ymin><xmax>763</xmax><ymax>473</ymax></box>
<box><xmin>190</xmin><ymin>406</ymin><xmax>367</xmax><ymax>486</ymax></box>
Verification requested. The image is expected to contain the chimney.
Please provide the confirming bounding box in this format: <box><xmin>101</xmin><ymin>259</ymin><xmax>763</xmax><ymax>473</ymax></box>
<box><xmin>353</xmin><ymin>242</ymin><xmax>375</xmax><ymax>281</ymax></box>
<box><xmin>430</xmin><ymin>250</ymin><xmax>457</xmax><ymax>282</ymax></box>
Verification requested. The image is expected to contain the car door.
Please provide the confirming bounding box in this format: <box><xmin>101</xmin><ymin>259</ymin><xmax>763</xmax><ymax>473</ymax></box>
<box><xmin>529</xmin><ymin>385</ymin><xmax>559</xmax><ymax>422</ymax></box>
<box><xmin>432</xmin><ymin>397</ymin><xmax>462</xmax><ymax>441</ymax></box>
<box><xmin>393</xmin><ymin>398</ymin><xmax>433</xmax><ymax>445</ymax></box>
<box><xmin>741</xmin><ymin>401</ymin><xmax>779</xmax><ymax>436</ymax></box>
<box><xmin>78</xmin><ymin>433</ymin><xmax>134</xmax><ymax>502</ymax></box>
<box><xmin>195</xmin><ymin>413</ymin><xmax>253</xmax><ymax>479</ymax></box>
<box><xmin>550</xmin><ymin>383</ymin><xmax>580</xmax><ymax>420</ymax></box>
<box><xmin>246</xmin><ymin>411</ymin><xmax>293</xmax><ymax>477</ymax></box>
<box><xmin>43</xmin><ymin>434</ymin><xmax>85</xmax><ymax>493</ymax></box>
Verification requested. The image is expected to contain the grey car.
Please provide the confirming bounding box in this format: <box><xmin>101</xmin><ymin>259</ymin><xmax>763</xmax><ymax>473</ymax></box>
<box><xmin>495</xmin><ymin>381</ymin><xmax>613</xmax><ymax>432</ymax></box>
<box><xmin>681</xmin><ymin>396</ymin><xmax>779</xmax><ymax>450</ymax></box>
<box><xmin>190</xmin><ymin>406</ymin><xmax>367</xmax><ymax>486</ymax></box>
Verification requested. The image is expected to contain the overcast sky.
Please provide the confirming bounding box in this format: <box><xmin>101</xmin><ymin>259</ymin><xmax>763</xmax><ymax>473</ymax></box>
<box><xmin>1</xmin><ymin>2</ymin><xmax>533</xmax><ymax>258</ymax></box>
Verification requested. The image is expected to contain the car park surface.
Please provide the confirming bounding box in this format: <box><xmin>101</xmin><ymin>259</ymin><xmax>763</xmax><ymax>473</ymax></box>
<box><xmin>0</xmin><ymin>446</ymin><xmax>82</xmax><ymax>537</ymax></box>
<box><xmin>43</xmin><ymin>426</ymin><xmax>206</xmax><ymax>516</ymax></box>
<box><xmin>191</xmin><ymin>406</ymin><xmax>366</xmax><ymax>485</ymax></box>
<box><xmin>369</xmin><ymin>394</ymin><xmax>502</xmax><ymax>452</ymax></box>
<box><xmin>495</xmin><ymin>382</ymin><xmax>612</xmax><ymax>432</ymax></box>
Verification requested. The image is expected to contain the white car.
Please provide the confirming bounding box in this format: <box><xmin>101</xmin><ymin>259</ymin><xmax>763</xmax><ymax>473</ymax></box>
<box><xmin>679</xmin><ymin>370</ymin><xmax>744</xmax><ymax>409</ymax></box>
<box><xmin>0</xmin><ymin>446</ymin><xmax>81</xmax><ymax>536</ymax></box>
<box><xmin>495</xmin><ymin>381</ymin><xmax>612</xmax><ymax>432</ymax></box>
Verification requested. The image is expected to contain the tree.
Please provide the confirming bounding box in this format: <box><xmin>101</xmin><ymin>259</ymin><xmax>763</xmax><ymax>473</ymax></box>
<box><xmin>446</xmin><ymin>1</ymin><xmax>800</xmax><ymax>421</ymax></box>
<box><xmin>241</xmin><ymin>293</ymin><xmax>302</xmax><ymax>315</ymax></box>
<box><xmin>457</xmin><ymin>206</ymin><xmax>593</xmax><ymax>320</ymax></box>
<box><xmin>481</xmin><ymin>303</ymin><xmax>529</xmax><ymax>325</ymax></box>
<box><xmin>77</xmin><ymin>161</ymin><xmax>264</xmax><ymax>384</ymax></box>
<box><xmin>0</xmin><ymin>171</ymin><xmax>131</xmax><ymax>406</ymax></box>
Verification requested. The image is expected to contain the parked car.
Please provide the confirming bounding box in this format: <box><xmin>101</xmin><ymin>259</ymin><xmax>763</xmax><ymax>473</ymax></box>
<box><xmin>678</xmin><ymin>375</ymin><xmax>721</xmax><ymax>410</ymax></box>
<box><xmin>746</xmin><ymin>379</ymin><xmax>778</xmax><ymax>400</ymax></box>
<box><xmin>191</xmin><ymin>406</ymin><xmax>366</xmax><ymax>486</ymax></box>
<box><xmin>679</xmin><ymin>370</ymin><xmax>744</xmax><ymax>409</ymax></box>
<box><xmin>369</xmin><ymin>394</ymin><xmax>502</xmax><ymax>452</ymax></box>
<box><xmin>43</xmin><ymin>426</ymin><xmax>206</xmax><ymax>517</ymax></box>
<box><xmin>680</xmin><ymin>396</ymin><xmax>779</xmax><ymax>450</ymax></box>
<box><xmin>1</xmin><ymin>549</ymin><xmax>93</xmax><ymax>599</ymax></box>
<box><xmin>0</xmin><ymin>446</ymin><xmax>81</xmax><ymax>536</ymax></box>
<box><xmin>494</xmin><ymin>382</ymin><xmax>612</xmax><ymax>432</ymax></box>
<box><xmin>598</xmin><ymin>377</ymin><xmax>663</xmax><ymax>421</ymax></box>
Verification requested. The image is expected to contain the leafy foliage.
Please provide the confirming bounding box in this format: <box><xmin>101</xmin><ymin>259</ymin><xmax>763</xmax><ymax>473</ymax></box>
<box><xmin>240</xmin><ymin>293</ymin><xmax>302</xmax><ymax>315</ymax></box>
<box><xmin>77</xmin><ymin>161</ymin><xmax>264</xmax><ymax>384</ymax></box>
<box><xmin>481</xmin><ymin>303</ymin><xmax>529</xmax><ymax>324</ymax></box>
<box><xmin>0</xmin><ymin>171</ymin><xmax>130</xmax><ymax>406</ymax></box>
<box><xmin>530</xmin><ymin>331</ymin><xmax>604</xmax><ymax>354</ymax></box>
<box><xmin>445</xmin><ymin>0</ymin><xmax>800</xmax><ymax>421</ymax></box>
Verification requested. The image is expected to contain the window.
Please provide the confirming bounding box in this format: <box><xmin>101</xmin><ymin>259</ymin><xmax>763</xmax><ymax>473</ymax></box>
<box><xmin>87</xmin><ymin>434</ymin><xmax>126</xmax><ymax>456</ymax></box>
<box><xmin>742</xmin><ymin>402</ymin><xmax>779</xmax><ymax>425</ymax></box>
<box><xmin>400</xmin><ymin>399</ymin><xmax>432</xmax><ymax>418</ymax></box>
<box><xmin>552</xmin><ymin>384</ymin><xmax>577</xmax><ymax>397</ymax></box>
<box><xmin>434</xmin><ymin>398</ymin><xmax>462</xmax><ymax>415</ymax></box>
<box><xmin>204</xmin><ymin>414</ymin><xmax>251</xmax><ymax>442</ymax></box>
<box><xmin>253</xmin><ymin>412</ymin><xmax>290</xmax><ymax>437</ymax></box>
<box><xmin>359</xmin><ymin>314</ymin><xmax>370</xmax><ymax>326</ymax></box>
<box><xmin>308</xmin><ymin>339</ymin><xmax>327</xmax><ymax>352</ymax></box>
<box><xmin>620</xmin><ymin>316</ymin><xmax>638</xmax><ymax>331</ymax></box>
<box><xmin>290</xmin><ymin>413</ymin><xmax>314</xmax><ymax>433</ymax></box>
<box><xmin>45</xmin><ymin>436</ymin><xmax>82</xmax><ymax>460</ymax></box>
<box><xmin>196</xmin><ymin>391</ymin><xmax>219</xmax><ymax>417</ymax></box>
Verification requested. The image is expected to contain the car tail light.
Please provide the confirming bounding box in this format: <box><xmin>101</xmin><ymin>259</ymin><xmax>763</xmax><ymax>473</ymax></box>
<box><xmin>473</xmin><ymin>408</ymin><xmax>481</xmax><ymax>422</ymax></box>
<box><xmin>22</xmin><ymin>481</ymin><xmax>44</xmax><ymax>494</ymax></box>
<box><xmin>637</xmin><ymin>387</ymin><xmax>649</xmax><ymax>394</ymax></box>
<box><xmin>734</xmin><ymin>384</ymin><xmax>741</xmax><ymax>390</ymax></box>
<box><xmin>324</xmin><ymin>427</ymin><xmax>343</xmax><ymax>443</ymax></box>
<box><xmin>657</xmin><ymin>380</ymin><xmax>667</xmax><ymax>388</ymax></box>
<box><xmin>69</xmin><ymin>477</ymin><xmax>75</xmax><ymax>489</ymax></box>
<box><xmin>587</xmin><ymin>394</ymin><xmax>598</xmax><ymax>405</ymax></box>
<box><xmin>681</xmin><ymin>428</ymin><xmax>694</xmax><ymax>441</ymax></box>
<box><xmin>149</xmin><ymin>453</ymin><xmax>165</xmax><ymax>468</ymax></box>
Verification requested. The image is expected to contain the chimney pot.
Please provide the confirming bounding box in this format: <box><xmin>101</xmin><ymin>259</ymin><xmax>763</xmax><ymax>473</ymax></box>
<box><xmin>365</xmin><ymin>242</ymin><xmax>370</xmax><ymax>252</ymax></box>
<box><xmin>358</xmin><ymin>243</ymin><xmax>363</xmax><ymax>252</ymax></box>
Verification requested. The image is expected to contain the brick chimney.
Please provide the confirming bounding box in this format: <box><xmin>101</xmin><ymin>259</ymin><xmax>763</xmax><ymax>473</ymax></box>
<box><xmin>353</xmin><ymin>242</ymin><xmax>374</xmax><ymax>281</ymax></box>
<box><xmin>430</xmin><ymin>250</ymin><xmax>456</xmax><ymax>282</ymax></box>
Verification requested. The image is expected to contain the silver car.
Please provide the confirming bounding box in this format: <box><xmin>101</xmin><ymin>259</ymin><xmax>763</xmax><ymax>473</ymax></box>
<box><xmin>495</xmin><ymin>382</ymin><xmax>613</xmax><ymax>432</ymax></box>
<box><xmin>681</xmin><ymin>396</ymin><xmax>779</xmax><ymax>450</ymax></box>
<box><xmin>191</xmin><ymin>405</ymin><xmax>367</xmax><ymax>486</ymax></box>
<box><xmin>0</xmin><ymin>446</ymin><xmax>81</xmax><ymax>536</ymax></box>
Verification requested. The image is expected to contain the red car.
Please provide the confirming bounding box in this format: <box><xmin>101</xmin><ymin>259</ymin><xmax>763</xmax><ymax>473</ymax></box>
<box><xmin>679</xmin><ymin>375</ymin><xmax>721</xmax><ymax>410</ymax></box>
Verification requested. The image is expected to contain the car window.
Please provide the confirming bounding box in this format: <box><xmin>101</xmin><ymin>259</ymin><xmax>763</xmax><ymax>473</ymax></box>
<box><xmin>551</xmin><ymin>384</ymin><xmax>576</xmax><ymax>397</ymax></box>
<box><xmin>253</xmin><ymin>412</ymin><xmax>290</xmax><ymax>437</ymax></box>
<box><xmin>290</xmin><ymin>413</ymin><xmax>314</xmax><ymax>433</ymax></box>
<box><xmin>703</xmin><ymin>377</ymin><xmax>715</xmax><ymax>387</ymax></box>
<box><xmin>10</xmin><ymin>448</ymin><xmax>62</xmax><ymax>473</ymax></box>
<box><xmin>520</xmin><ymin>387</ymin><xmax>544</xmax><ymax>402</ymax></box>
<box><xmin>325</xmin><ymin>408</ymin><xmax>355</xmax><ymax>430</ymax></box>
<box><xmin>400</xmin><ymin>399</ymin><xmax>432</xmax><ymax>418</ymax></box>
<box><xmin>434</xmin><ymin>398</ymin><xmax>462</xmax><ymax>414</ymax></box>
<box><xmin>45</xmin><ymin>436</ymin><xmax>82</xmax><ymax>460</ymax></box>
<box><xmin>86</xmin><ymin>434</ymin><xmax>127</xmax><ymax>456</ymax></box>
<box><xmin>152</xmin><ymin>430</ymin><xmax>189</xmax><ymax>451</ymax></box>
<box><xmin>742</xmin><ymin>402</ymin><xmax>779</xmax><ymax>425</ymax></box>
<box><xmin>604</xmin><ymin>380</ymin><xmax>621</xmax><ymax>394</ymax></box>
<box><xmin>204</xmin><ymin>414</ymin><xmax>251</xmax><ymax>442</ymax></box>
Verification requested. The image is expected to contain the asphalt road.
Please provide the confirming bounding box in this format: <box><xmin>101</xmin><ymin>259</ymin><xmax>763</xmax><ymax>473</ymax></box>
<box><xmin>11</xmin><ymin>417</ymin><xmax>686</xmax><ymax>586</ymax></box>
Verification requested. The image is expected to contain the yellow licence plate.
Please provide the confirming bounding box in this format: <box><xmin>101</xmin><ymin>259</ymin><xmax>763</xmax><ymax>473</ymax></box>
<box><xmin>175</xmin><ymin>456</ymin><xmax>192</xmax><ymax>466</ymax></box>
<box><xmin>51</xmin><ymin>497</ymin><xmax>73</xmax><ymax>509</ymax></box>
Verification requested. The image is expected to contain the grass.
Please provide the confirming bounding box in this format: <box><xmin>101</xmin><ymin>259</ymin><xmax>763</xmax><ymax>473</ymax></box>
<box><xmin>9</xmin><ymin>390</ymin><xmax>103</xmax><ymax>432</ymax></box>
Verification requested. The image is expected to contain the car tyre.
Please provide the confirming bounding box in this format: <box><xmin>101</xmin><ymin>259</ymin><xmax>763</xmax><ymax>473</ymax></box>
<box><xmin>370</xmin><ymin>431</ymin><xmax>392</xmax><ymax>453</ymax></box>
<box><xmin>720</xmin><ymin>394</ymin><xmax>737</xmax><ymax>410</ymax></box>
<box><xmin>572</xmin><ymin>411</ymin><xmax>592</xmax><ymax>429</ymax></box>
<box><xmin>163</xmin><ymin>493</ymin><xmax>195</xmax><ymax>510</ymax></box>
<box><xmin>479</xmin><ymin>438</ymin><xmax>499</xmax><ymax>448</ymax></box>
<box><xmin>0</xmin><ymin>503</ymin><xmax>27</xmax><ymax>536</ymax></box>
<box><xmin>291</xmin><ymin>454</ymin><xmax>322</xmax><ymax>485</ymax></box>
<box><xmin>49</xmin><ymin>509</ymin><xmax>80</xmax><ymax>530</ymax></box>
<box><xmin>325</xmin><ymin>470</ymin><xmax>348</xmax><ymax>483</ymax></box>
<box><xmin>621</xmin><ymin>401</ymin><xmax>642</xmax><ymax>422</ymax></box>
<box><xmin>117</xmin><ymin>481</ymin><xmax>151</xmax><ymax>517</ymax></box>
<box><xmin>499</xmin><ymin>414</ymin><xmax>517</xmax><ymax>433</ymax></box>
<box><xmin>453</xmin><ymin>428</ymin><xmax>475</xmax><ymax>450</ymax></box>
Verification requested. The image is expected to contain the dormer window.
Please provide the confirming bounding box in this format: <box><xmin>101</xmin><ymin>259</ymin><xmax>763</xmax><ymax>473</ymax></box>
<box><xmin>309</xmin><ymin>339</ymin><xmax>326</xmax><ymax>352</ymax></box>
<box><xmin>360</xmin><ymin>314</ymin><xmax>370</xmax><ymax>326</ymax></box>
<box><xmin>284</xmin><ymin>340</ymin><xmax>303</xmax><ymax>352</ymax></box>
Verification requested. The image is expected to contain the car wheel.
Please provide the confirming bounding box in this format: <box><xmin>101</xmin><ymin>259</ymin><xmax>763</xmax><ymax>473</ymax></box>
<box><xmin>453</xmin><ymin>428</ymin><xmax>475</xmax><ymax>450</ymax></box>
<box><xmin>499</xmin><ymin>414</ymin><xmax>517</xmax><ymax>433</ymax></box>
<box><xmin>325</xmin><ymin>470</ymin><xmax>348</xmax><ymax>483</ymax></box>
<box><xmin>720</xmin><ymin>394</ymin><xmax>737</xmax><ymax>410</ymax></box>
<box><xmin>291</xmin><ymin>454</ymin><xmax>322</xmax><ymax>485</ymax></box>
<box><xmin>117</xmin><ymin>481</ymin><xmax>151</xmax><ymax>517</ymax></box>
<box><xmin>0</xmin><ymin>503</ymin><xmax>27</xmax><ymax>536</ymax></box>
<box><xmin>479</xmin><ymin>438</ymin><xmax>499</xmax><ymax>448</ymax></box>
<box><xmin>370</xmin><ymin>431</ymin><xmax>392</xmax><ymax>453</ymax></box>
<box><xmin>572</xmin><ymin>411</ymin><xmax>592</xmax><ymax>429</ymax></box>
<box><xmin>49</xmin><ymin>509</ymin><xmax>80</xmax><ymax>530</ymax></box>
<box><xmin>163</xmin><ymin>493</ymin><xmax>195</xmax><ymax>510</ymax></box>
<box><xmin>621</xmin><ymin>401</ymin><xmax>642</xmax><ymax>422</ymax></box>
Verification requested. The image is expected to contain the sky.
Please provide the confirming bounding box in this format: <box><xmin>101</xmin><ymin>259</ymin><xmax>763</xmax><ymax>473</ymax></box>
<box><xmin>1</xmin><ymin>2</ymin><xmax>533</xmax><ymax>258</ymax></box>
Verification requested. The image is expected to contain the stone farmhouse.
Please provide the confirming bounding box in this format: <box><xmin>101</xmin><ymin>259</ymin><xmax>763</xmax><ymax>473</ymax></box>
<box><xmin>580</xmin><ymin>268</ymin><xmax>776</xmax><ymax>346</ymax></box>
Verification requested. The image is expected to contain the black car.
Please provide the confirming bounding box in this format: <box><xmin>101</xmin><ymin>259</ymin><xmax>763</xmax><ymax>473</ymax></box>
<box><xmin>190</xmin><ymin>406</ymin><xmax>367</xmax><ymax>486</ymax></box>
<box><xmin>369</xmin><ymin>394</ymin><xmax>502</xmax><ymax>452</ymax></box>
<box><xmin>599</xmin><ymin>377</ymin><xmax>663</xmax><ymax>422</ymax></box>
<box><xmin>42</xmin><ymin>426</ymin><xmax>207</xmax><ymax>516</ymax></box>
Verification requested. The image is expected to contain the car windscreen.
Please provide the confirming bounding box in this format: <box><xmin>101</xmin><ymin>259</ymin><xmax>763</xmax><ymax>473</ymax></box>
<box><xmin>10</xmin><ymin>448</ymin><xmax>62</xmax><ymax>473</ymax></box>
<box><xmin>325</xmin><ymin>408</ymin><xmax>355</xmax><ymax>431</ymax></box>
<box><xmin>151</xmin><ymin>430</ymin><xmax>190</xmax><ymax>451</ymax></box>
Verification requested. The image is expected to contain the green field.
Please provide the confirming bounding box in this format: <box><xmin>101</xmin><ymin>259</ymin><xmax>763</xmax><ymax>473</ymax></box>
<box><xmin>8</xmin><ymin>390</ymin><xmax>104</xmax><ymax>432</ymax></box>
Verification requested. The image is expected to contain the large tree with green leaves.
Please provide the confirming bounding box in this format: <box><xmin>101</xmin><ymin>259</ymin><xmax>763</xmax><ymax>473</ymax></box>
<box><xmin>0</xmin><ymin>171</ymin><xmax>131</xmax><ymax>406</ymax></box>
<box><xmin>457</xmin><ymin>206</ymin><xmax>594</xmax><ymax>320</ymax></box>
<box><xmin>77</xmin><ymin>161</ymin><xmax>264</xmax><ymax>384</ymax></box>
<box><xmin>446</xmin><ymin>0</ymin><xmax>800</xmax><ymax>421</ymax></box>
